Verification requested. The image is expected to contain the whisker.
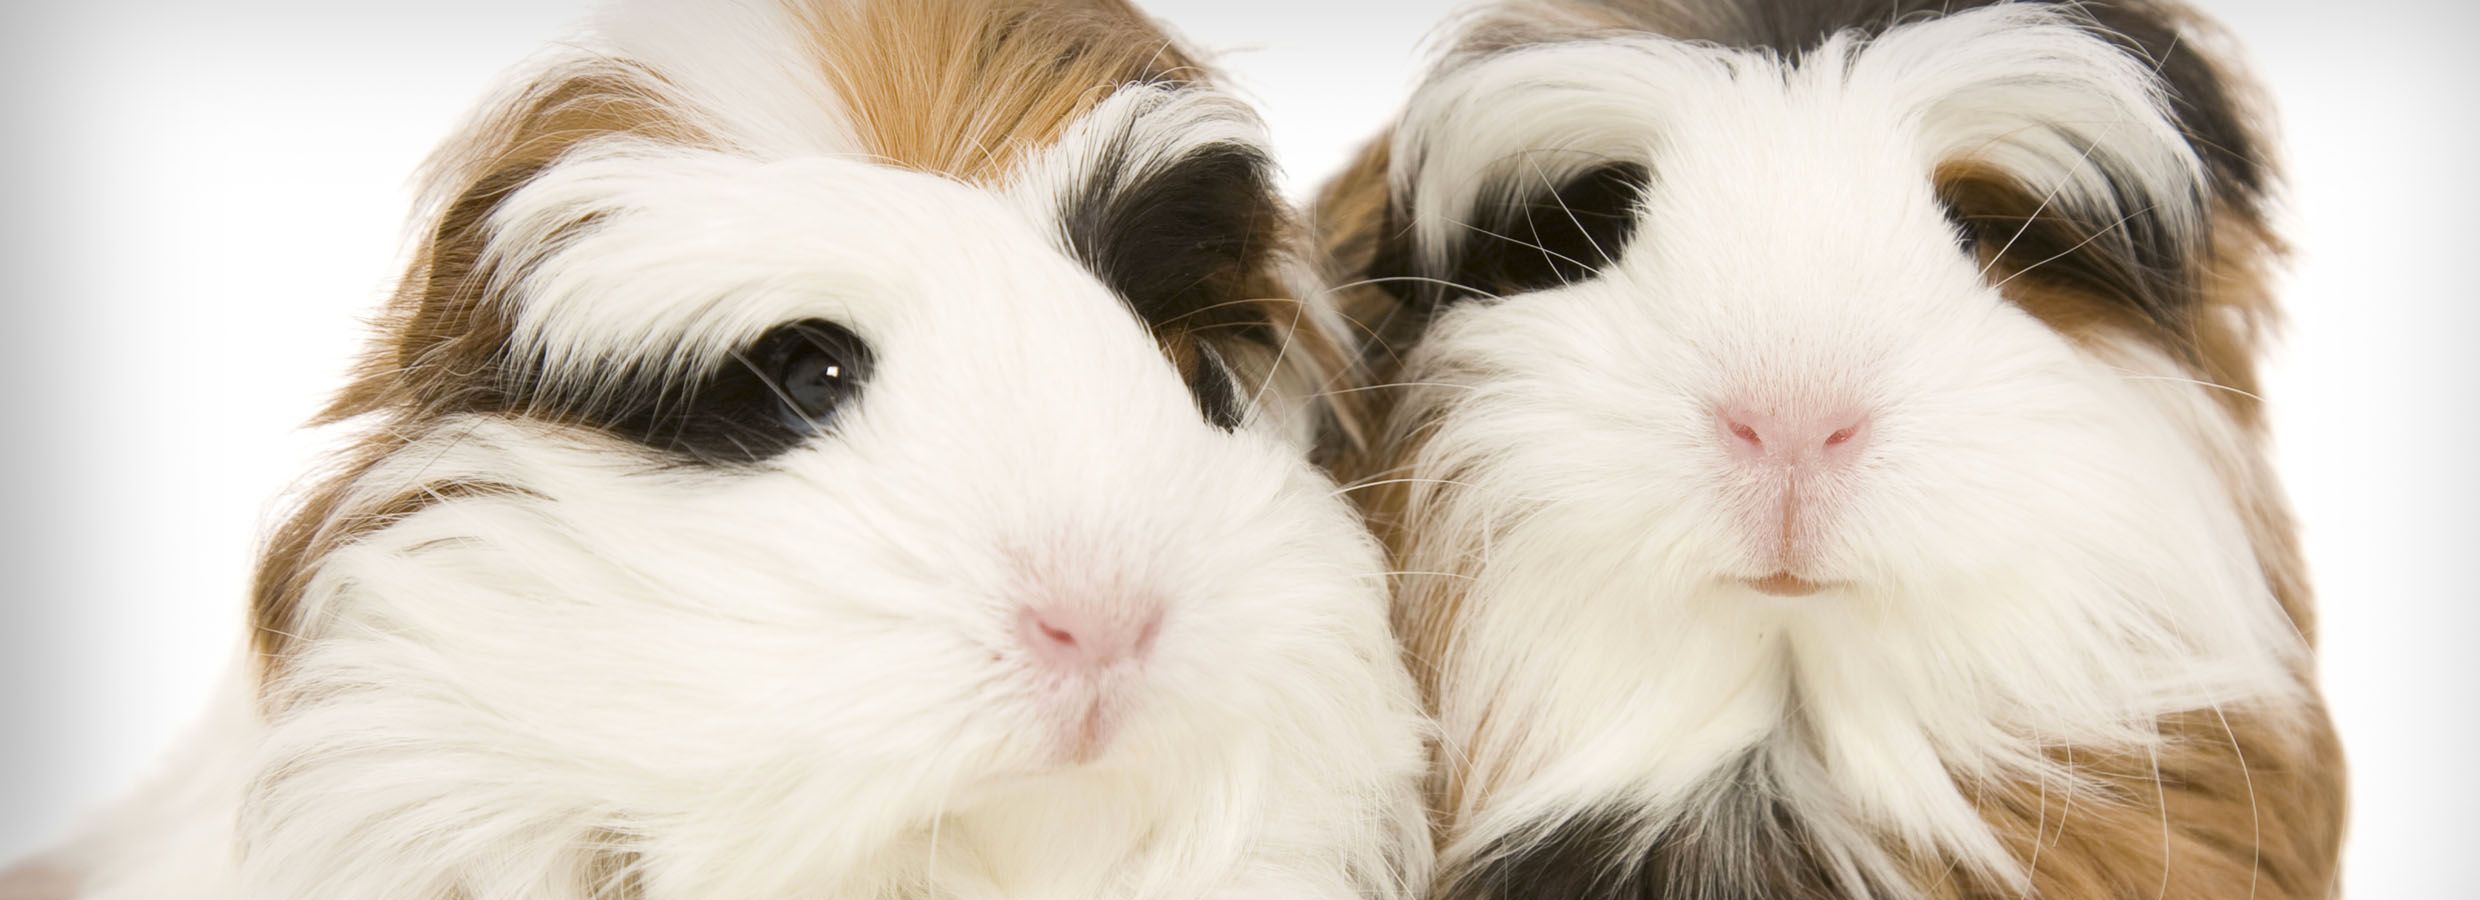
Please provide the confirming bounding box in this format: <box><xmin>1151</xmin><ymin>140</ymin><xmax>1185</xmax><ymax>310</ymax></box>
<box><xmin>2111</xmin><ymin>371</ymin><xmax>2265</xmax><ymax>404</ymax></box>
<box><xmin>1358</xmin><ymin>570</ymin><xmax>1479</xmax><ymax>583</ymax></box>
<box><xmin>1321</xmin><ymin>274</ymin><xmax>1510</xmax><ymax>305</ymax></box>
<box><xmin>1987</xmin><ymin>203</ymin><xmax>2159</xmax><ymax>292</ymax></box>
<box><xmin>1244</xmin><ymin>286</ymin><xmax>1307</xmax><ymax>424</ymax></box>
<box><xmin>2203</xmin><ymin>699</ymin><xmax>2263</xmax><ymax>900</ymax></box>
<box><xmin>1445</xmin><ymin>216</ymin><xmax>1599</xmax><ymax>279</ymax></box>
<box><xmin>1531</xmin><ymin>156</ymin><xmax>1617</xmax><ymax>269</ymax></box>
<box><xmin>1315</xmin><ymin>381</ymin><xmax>1479</xmax><ymax>398</ymax></box>
<box><xmin>1332</xmin><ymin>477</ymin><xmax>1479</xmax><ymax>498</ymax></box>
<box><xmin>2150</xmin><ymin>743</ymin><xmax>2172</xmax><ymax>900</ymax></box>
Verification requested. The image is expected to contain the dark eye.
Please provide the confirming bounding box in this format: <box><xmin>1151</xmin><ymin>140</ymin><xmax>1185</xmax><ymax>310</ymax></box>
<box><xmin>750</xmin><ymin>320</ymin><xmax>873</xmax><ymax>434</ymax></box>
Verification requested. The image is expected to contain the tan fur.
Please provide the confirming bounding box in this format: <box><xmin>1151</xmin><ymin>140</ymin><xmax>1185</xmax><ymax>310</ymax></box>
<box><xmin>798</xmin><ymin>0</ymin><xmax>1202</xmax><ymax>183</ymax></box>
<box><xmin>1919</xmin><ymin>703</ymin><xmax>2345</xmax><ymax>899</ymax></box>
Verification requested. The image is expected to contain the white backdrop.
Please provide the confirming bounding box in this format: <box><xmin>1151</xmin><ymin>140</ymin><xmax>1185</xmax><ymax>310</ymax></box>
<box><xmin>1</xmin><ymin>1</ymin><xmax>2470</xmax><ymax>894</ymax></box>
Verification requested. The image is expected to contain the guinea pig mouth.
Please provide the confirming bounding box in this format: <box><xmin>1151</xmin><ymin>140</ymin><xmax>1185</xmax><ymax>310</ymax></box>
<box><xmin>1745</xmin><ymin>572</ymin><xmax>1835</xmax><ymax>598</ymax></box>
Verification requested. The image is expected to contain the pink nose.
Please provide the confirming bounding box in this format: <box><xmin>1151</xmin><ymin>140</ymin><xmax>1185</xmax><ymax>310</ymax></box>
<box><xmin>1017</xmin><ymin>605</ymin><xmax>1161</xmax><ymax>671</ymax></box>
<box><xmin>1718</xmin><ymin>403</ymin><xmax>1871</xmax><ymax>472</ymax></box>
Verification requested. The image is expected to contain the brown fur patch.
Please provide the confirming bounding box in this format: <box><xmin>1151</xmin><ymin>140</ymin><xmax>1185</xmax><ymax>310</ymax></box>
<box><xmin>250</xmin><ymin>64</ymin><xmax>694</xmax><ymax>673</ymax></box>
<box><xmin>1312</xmin><ymin>139</ymin><xmax>1423</xmax><ymax>379</ymax></box>
<box><xmin>798</xmin><ymin>0</ymin><xmax>1203</xmax><ymax>183</ymax></box>
<box><xmin>1928</xmin><ymin>703</ymin><xmax>2345</xmax><ymax>899</ymax></box>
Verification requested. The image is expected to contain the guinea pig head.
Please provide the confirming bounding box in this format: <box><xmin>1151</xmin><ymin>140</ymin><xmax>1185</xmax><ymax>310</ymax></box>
<box><xmin>1325</xmin><ymin>2</ymin><xmax>2340</xmax><ymax>896</ymax></box>
<box><xmin>238</xmin><ymin>2</ymin><xmax>1423</xmax><ymax>896</ymax></box>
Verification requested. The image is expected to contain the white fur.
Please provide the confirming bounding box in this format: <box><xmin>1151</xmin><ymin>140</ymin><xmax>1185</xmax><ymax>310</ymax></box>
<box><xmin>1387</xmin><ymin>7</ymin><xmax>2303</xmax><ymax>892</ymax></box>
<box><xmin>33</xmin><ymin>2</ymin><xmax>1430</xmax><ymax>898</ymax></box>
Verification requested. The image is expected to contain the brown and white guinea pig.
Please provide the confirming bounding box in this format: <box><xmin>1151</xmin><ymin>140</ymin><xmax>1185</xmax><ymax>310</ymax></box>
<box><xmin>1316</xmin><ymin>1</ymin><xmax>2345</xmax><ymax>898</ymax></box>
<box><xmin>0</xmin><ymin>1</ymin><xmax>1435</xmax><ymax>897</ymax></box>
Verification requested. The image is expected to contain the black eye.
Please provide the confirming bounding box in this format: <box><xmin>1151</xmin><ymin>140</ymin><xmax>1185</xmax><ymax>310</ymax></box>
<box><xmin>750</xmin><ymin>320</ymin><xmax>873</xmax><ymax>435</ymax></box>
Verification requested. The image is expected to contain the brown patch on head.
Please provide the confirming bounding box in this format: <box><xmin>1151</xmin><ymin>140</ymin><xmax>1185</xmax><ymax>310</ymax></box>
<box><xmin>251</xmin><ymin>63</ymin><xmax>698</xmax><ymax>673</ymax></box>
<box><xmin>798</xmin><ymin>0</ymin><xmax>1203</xmax><ymax>183</ymax></box>
<box><xmin>327</xmin><ymin>64</ymin><xmax>701</xmax><ymax>425</ymax></box>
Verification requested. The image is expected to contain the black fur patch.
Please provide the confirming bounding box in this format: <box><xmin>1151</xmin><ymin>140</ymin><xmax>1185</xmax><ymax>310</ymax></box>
<box><xmin>1449</xmin><ymin>757</ymin><xmax>1878</xmax><ymax>899</ymax></box>
<box><xmin>496</xmin><ymin>319</ymin><xmax>879</xmax><ymax>465</ymax></box>
<box><xmin>1060</xmin><ymin>136</ymin><xmax>1287</xmax><ymax>428</ymax></box>
<box><xmin>396</xmin><ymin>165</ymin><xmax>887</xmax><ymax>466</ymax></box>
<box><xmin>1367</xmin><ymin>162</ymin><xmax>1650</xmax><ymax>354</ymax></box>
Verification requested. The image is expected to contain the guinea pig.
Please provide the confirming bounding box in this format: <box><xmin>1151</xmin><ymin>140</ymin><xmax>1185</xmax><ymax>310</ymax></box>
<box><xmin>3</xmin><ymin>0</ymin><xmax>1433</xmax><ymax>897</ymax></box>
<box><xmin>1316</xmin><ymin>1</ymin><xmax>2344</xmax><ymax>897</ymax></box>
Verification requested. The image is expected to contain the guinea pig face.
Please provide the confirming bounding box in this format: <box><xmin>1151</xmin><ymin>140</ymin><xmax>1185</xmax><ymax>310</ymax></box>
<box><xmin>238</xmin><ymin>19</ymin><xmax>1425</xmax><ymax>895</ymax></box>
<box><xmin>1355</xmin><ymin>3</ymin><xmax>2312</xmax><ymax>882</ymax></box>
<box><xmin>355</xmin><ymin>134</ymin><xmax>1368</xmax><ymax>781</ymax></box>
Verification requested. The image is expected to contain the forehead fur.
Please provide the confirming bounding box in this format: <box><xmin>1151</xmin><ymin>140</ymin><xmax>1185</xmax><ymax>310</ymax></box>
<box><xmin>800</xmin><ymin>0</ymin><xmax>1205</xmax><ymax>182</ymax></box>
<box><xmin>1486</xmin><ymin>0</ymin><xmax>2272</xmax><ymax>215</ymax></box>
<box><xmin>1329</xmin><ymin>0</ymin><xmax>2281</xmax><ymax>390</ymax></box>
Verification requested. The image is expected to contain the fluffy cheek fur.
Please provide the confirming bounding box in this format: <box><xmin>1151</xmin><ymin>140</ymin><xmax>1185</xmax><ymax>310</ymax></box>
<box><xmin>241</xmin><ymin>406</ymin><xmax>1424</xmax><ymax>899</ymax></box>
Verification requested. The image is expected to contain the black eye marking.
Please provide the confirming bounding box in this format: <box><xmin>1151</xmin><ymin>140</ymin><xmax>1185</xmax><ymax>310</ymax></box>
<box><xmin>1369</xmin><ymin>162</ymin><xmax>1651</xmax><ymax>339</ymax></box>
<box><xmin>1937</xmin><ymin>162</ymin><xmax>2199</xmax><ymax>348</ymax></box>
<box><xmin>505</xmin><ymin>318</ymin><xmax>877</xmax><ymax>465</ymax></box>
<box><xmin>1057</xmin><ymin>125</ymin><xmax>1289</xmax><ymax>431</ymax></box>
<box><xmin>1353</xmin><ymin>161</ymin><xmax>1649</xmax><ymax>367</ymax></box>
<box><xmin>1187</xmin><ymin>341</ymin><xmax>1245</xmax><ymax>432</ymax></box>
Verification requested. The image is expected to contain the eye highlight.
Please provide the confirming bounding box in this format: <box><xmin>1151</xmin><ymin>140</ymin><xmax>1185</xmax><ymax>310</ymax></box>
<box><xmin>751</xmin><ymin>321</ymin><xmax>873</xmax><ymax>435</ymax></box>
<box><xmin>526</xmin><ymin>317</ymin><xmax>879</xmax><ymax>465</ymax></box>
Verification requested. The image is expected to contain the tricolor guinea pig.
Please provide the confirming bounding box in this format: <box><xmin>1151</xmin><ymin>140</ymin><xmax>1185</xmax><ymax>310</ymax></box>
<box><xmin>2</xmin><ymin>1</ymin><xmax>1433</xmax><ymax>897</ymax></box>
<box><xmin>1317</xmin><ymin>1</ymin><xmax>2343</xmax><ymax>897</ymax></box>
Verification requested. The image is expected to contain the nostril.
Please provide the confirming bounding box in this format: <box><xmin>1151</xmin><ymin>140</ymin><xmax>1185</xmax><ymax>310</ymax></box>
<box><xmin>1718</xmin><ymin>402</ymin><xmax>1871</xmax><ymax>466</ymax></box>
<box><xmin>1033</xmin><ymin>617</ymin><xmax>1078</xmax><ymax>650</ymax></box>
<box><xmin>1017</xmin><ymin>605</ymin><xmax>1160</xmax><ymax>670</ymax></box>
